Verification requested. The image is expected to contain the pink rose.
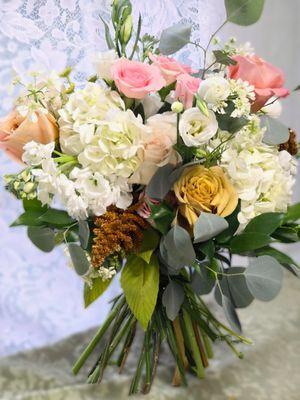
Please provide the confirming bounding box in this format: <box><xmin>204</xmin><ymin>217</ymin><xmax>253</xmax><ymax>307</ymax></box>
<box><xmin>0</xmin><ymin>109</ymin><xmax>58</xmax><ymax>162</ymax></box>
<box><xmin>111</xmin><ymin>58</ymin><xmax>166</xmax><ymax>99</ymax></box>
<box><xmin>149</xmin><ymin>53</ymin><xmax>193</xmax><ymax>85</ymax></box>
<box><xmin>228</xmin><ymin>54</ymin><xmax>289</xmax><ymax>111</ymax></box>
<box><xmin>175</xmin><ymin>74</ymin><xmax>201</xmax><ymax>108</ymax></box>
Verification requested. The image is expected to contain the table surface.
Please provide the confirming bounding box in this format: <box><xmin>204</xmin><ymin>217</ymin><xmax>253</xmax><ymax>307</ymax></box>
<box><xmin>0</xmin><ymin>270</ymin><xmax>299</xmax><ymax>400</ymax></box>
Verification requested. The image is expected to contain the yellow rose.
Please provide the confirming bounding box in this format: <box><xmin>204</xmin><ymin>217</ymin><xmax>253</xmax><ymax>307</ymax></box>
<box><xmin>173</xmin><ymin>165</ymin><xmax>238</xmax><ymax>227</ymax></box>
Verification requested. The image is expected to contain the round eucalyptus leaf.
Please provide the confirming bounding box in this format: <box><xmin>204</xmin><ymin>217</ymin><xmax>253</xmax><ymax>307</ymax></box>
<box><xmin>194</xmin><ymin>212</ymin><xmax>228</xmax><ymax>243</ymax></box>
<box><xmin>159</xmin><ymin>22</ymin><xmax>192</xmax><ymax>55</ymax></box>
<box><xmin>226</xmin><ymin>267</ymin><xmax>254</xmax><ymax>308</ymax></box>
<box><xmin>225</xmin><ymin>0</ymin><xmax>265</xmax><ymax>26</ymax></box>
<box><xmin>27</xmin><ymin>226</ymin><xmax>55</xmax><ymax>253</ymax></box>
<box><xmin>191</xmin><ymin>264</ymin><xmax>215</xmax><ymax>295</ymax></box>
<box><xmin>162</xmin><ymin>281</ymin><xmax>185</xmax><ymax>321</ymax></box>
<box><xmin>68</xmin><ymin>243</ymin><xmax>90</xmax><ymax>276</ymax></box>
<box><xmin>245</xmin><ymin>256</ymin><xmax>283</xmax><ymax>301</ymax></box>
<box><xmin>78</xmin><ymin>220</ymin><xmax>90</xmax><ymax>249</ymax></box>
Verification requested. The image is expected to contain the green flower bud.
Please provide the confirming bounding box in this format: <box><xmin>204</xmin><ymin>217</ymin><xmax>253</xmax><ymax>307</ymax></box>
<box><xmin>120</xmin><ymin>14</ymin><xmax>133</xmax><ymax>45</ymax></box>
<box><xmin>21</xmin><ymin>170</ymin><xmax>30</xmax><ymax>182</ymax></box>
<box><xmin>23</xmin><ymin>182</ymin><xmax>35</xmax><ymax>194</ymax></box>
<box><xmin>60</xmin><ymin>66</ymin><xmax>72</xmax><ymax>78</ymax></box>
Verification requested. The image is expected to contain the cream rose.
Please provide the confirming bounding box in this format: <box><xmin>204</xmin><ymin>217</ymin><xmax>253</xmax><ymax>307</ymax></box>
<box><xmin>130</xmin><ymin>112</ymin><xmax>181</xmax><ymax>185</ymax></box>
<box><xmin>198</xmin><ymin>76</ymin><xmax>230</xmax><ymax>107</ymax></box>
<box><xmin>173</xmin><ymin>165</ymin><xmax>238</xmax><ymax>227</ymax></box>
<box><xmin>179</xmin><ymin>108</ymin><xmax>218</xmax><ymax>147</ymax></box>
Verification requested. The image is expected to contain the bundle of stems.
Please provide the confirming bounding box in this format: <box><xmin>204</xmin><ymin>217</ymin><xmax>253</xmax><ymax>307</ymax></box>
<box><xmin>72</xmin><ymin>293</ymin><xmax>251</xmax><ymax>395</ymax></box>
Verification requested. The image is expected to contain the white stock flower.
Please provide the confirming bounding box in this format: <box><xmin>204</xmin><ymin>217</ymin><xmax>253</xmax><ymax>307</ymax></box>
<box><xmin>218</xmin><ymin>122</ymin><xmax>297</xmax><ymax>225</ymax></box>
<box><xmin>179</xmin><ymin>108</ymin><xmax>218</xmax><ymax>147</ymax></box>
<box><xmin>198</xmin><ymin>76</ymin><xmax>230</xmax><ymax>111</ymax></box>
<box><xmin>261</xmin><ymin>97</ymin><xmax>282</xmax><ymax>119</ymax></box>
<box><xmin>229</xmin><ymin>78</ymin><xmax>255</xmax><ymax>118</ymax></box>
<box><xmin>22</xmin><ymin>141</ymin><xmax>55</xmax><ymax>166</ymax></box>
<box><xmin>93</xmin><ymin>50</ymin><xmax>118</xmax><ymax>81</ymax></box>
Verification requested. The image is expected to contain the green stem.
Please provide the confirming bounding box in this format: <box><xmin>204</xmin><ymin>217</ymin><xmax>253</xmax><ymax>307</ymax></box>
<box><xmin>182</xmin><ymin>309</ymin><xmax>205</xmax><ymax>379</ymax></box>
<box><xmin>143</xmin><ymin>325</ymin><xmax>152</xmax><ymax>394</ymax></box>
<box><xmin>129</xmin><ymin>334</ymin><xmax>147</xmax><ymax>395</ymax></box>
<box><xmin>72</xmin><ymin>296</ymin><xmax>125</xmax><ymax>375</ymax></box>
<box><xmin>202</xmin><ymin>331</ymin><xmax>214</xmax><ymax>359</ymax></box>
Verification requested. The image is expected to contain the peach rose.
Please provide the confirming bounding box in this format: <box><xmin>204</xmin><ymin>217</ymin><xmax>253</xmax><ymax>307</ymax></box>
<box><xmin>228</xmin><ymin>55</ymin><xmax>289</xmax><ymax>111</ymax></box>
<box><xmin>175</xmin><ymin>73</ymin><xmax>201</xmax><ymax>108</ymax></box>
<box><xmin>130</xmin><ymin>112</ymin><xmax>181</xmax><ymax>185</ymax></box>
<box><xmin>0</xmin><ymin>109</ymin><xmax>58</xmax><ymax>162</ymax></box>
<box><xmin>149</xmin><ymin>53</ymin><xmax>193</xmax><ymax>85</ymax></box>
<box><xmin>111</xmin><ymin>58</ymin><xmax>166</xmax><ymax>99</ymax></box>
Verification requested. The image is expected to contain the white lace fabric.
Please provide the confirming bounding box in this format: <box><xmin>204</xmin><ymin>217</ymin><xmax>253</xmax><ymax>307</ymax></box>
<box><xmin>0</xmin><ymin>0</ymin><xmax>225</xmax><ymax>356</ymax></box>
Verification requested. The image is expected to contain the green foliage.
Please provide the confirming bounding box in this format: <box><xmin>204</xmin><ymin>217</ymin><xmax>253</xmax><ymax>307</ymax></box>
<box><xmin>146</xmin><ymin>163</ymin><xmax>177</xmax><ymax>201</ymax></box>
<box><xmin>254</xmin><ymin>246</ymin><xmax>300</xmax><ymax>276</ymax></box>
<box><xmin>159</xmin><ymin>22</ymin><xmax>192</xmax><ymax>55</ymax></box>
<box><xmin>39</xmin><ymin>208</ymin><xmax>75</xmax><ymax>227</ymax></box>
<box><xmin>244</xmin><ymin>256</ymin><xmax>283</xmax><ymax>301</ymax></box>
<box><xmin>68</xmin><ymin>243</ymin><xmax>90</xmax><ymax>276</ymax></box>
<box><xmin>78</xmin><ymin>220</ymin><xmax>90</xmax><ymax>250</ymax></box>
<box><xmin>11</xmin><ymin>210</ymin><xmax>46</xmax><ymax>227</ymax></box>
<box><xmin>261</xmin><ymin>115</ymin><xmax>290</xmax><ymax>145</ymax></box>
<box><xmin>121</xmin><ymin>254</ymin><xmax>159</xmax><ymax>330</ymax></box>
<box><xmin>191</xmin><ymin>263</ymin><xmax>215</xmax><ymax>295</ymax></box>
<box><xmin>213</xmin><ymin>50</ymin><xmax>237</xmax><ymax>66</ymax></box>
<box><xmin>272</xmin><ymin>225</ymin><xmax>299</xmax><ymax>243</ymax></box>
<box><xmin>283</xmin><ymin>203</ymin><xmax>300</xmax><ymax>223</ymax></box>
<box><xmin>27</xmin><ymin>226</ymin><xmax>55</xmax><ymax>253</ymax></box>
<box><xmin>194</xmin><ymin>212</ymin><xmax>229</xmax><ymax>243</ymax></box>
<box><xmin>244</xmin><ymin>212</ymin><xmax>285</xmax><ymax>235</ymax></box>
<box><xmin>84</xmin><ymin>277</ymin><xmax>112</xmax><ymax>308</ymax></box>
<box><xmin>230</xmin><ymin>232</ymin><xmax>271</xmax><ymax>253</ymax></box>
<box><xmin>148</xmin><ymin>203</ymin><xmax>175</xmax><ymax>235</ymax></box>
<box><xmin>162</xmin><ymin>280</ymin><xmax>185</xmax><ymax>321</ymax></box>
<box><xmin>225</xmin><ymin>0</ymin><xmax>265</xmax><ymax>26</ymax></box>
<box><xmin>160</xmin><ymin>225</ymin><xmax>196</xmax><ymax>273</ymax></box>
<box><xmin>100</xmin><ymin>16</ymin><xmax>114</xmax><ymax>49</ymax></box>
<box><xmin>216</xmin><ymin>201</ymin><xmax>241</xmax><ymax>243</ymax></box>
<box><xmin>136</xmin><ymin>228</ymin><xmax>160</xmax><ymax>263</ymax></box>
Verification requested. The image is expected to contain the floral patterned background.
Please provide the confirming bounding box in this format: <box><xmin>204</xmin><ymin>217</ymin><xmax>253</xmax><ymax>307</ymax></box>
<box><xmin>0</xmin><ymin>0</ymin><xmax>225</xmax><ymax>356</ymax></box>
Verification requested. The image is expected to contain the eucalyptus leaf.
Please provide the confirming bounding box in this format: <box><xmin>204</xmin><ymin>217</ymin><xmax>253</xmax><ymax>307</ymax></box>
<box><xmin>222</xmin><ymin>295</ymin><xmax>242</xmax><ymax>333</ymax></box>
<box><xmin>159</xmin><ymin>22</ymin><xmax>192</xmax><ymax>55</ymax></box>
<box><xmin>162</xmin><ymin>281</ymin><xmax>185</xmax><ymax>321</ymax></box>
<box><xmin>27</xmin><ymin>226</ymin><xmax>55</xmax><ymax>253</ymax></box>
<box><xmin>216</xmin><ymin>201</ymin><xmax>241</xmax><ymax>243</ymax></box>
<box><xmin>162</xmin><ymin>225</ymin><xmax>196</xmax><ymax>272</ymax></box>
<box><xmin>226</xmin><ymin>267</ymin><xmax>254</xmax><ymax>308</ymax></box>
<box><xmin>191</xmin><ymin>264</ymin><xmax>215</xmax><ymax>295</ymax></box>
<box><xmin>245</xmin><ymin>255</ymin><xmax>283</xmax><ymax>301</ymax></box>
<box><xmin>213</xmin><ymin>50</ymin><xmax>237</xmax><ymax>66</ymax></box>
<box><xmin>225</xmin><ymin>0</ymin><xmax>265</xmax><ymax>26</ymax></box>
<box><xmin>261</xmin><ymin>115</ymin><xmax>290</xmax><ymax>145</ymax></box>
<box><xmin>255</xmin><ymin>246</ymin><xmax>300</xmax><ymax>277</ymax></box>
<box><xmin>146</xmin><ymin>163</ymin><xmax>176</xmax><ymax>201</ymax></box>
<box><xmin>68</xmin><ymin>243</ymin><xmax>90</xmax><ymax>276</ymax></box>
<box><xmin>78</xmin><ymin>220</ymin><xmax>90</xmax><ymax>249</ymax></box>
<box><xmin>194</xmin><ymin>212</ymin><xmax>228</xmax><ymax>243</ymax></box>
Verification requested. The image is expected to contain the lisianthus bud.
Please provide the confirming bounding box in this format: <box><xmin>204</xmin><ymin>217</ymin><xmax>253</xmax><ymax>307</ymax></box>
<box><xmin>171</xmin><ymin>101</ymin><xmax>184</xmax><ymax>113</ymax></box>
<box><xmin>120</xmin><ymin>14</ymin><xmax>133</xmax><ymax>45</ymax></box>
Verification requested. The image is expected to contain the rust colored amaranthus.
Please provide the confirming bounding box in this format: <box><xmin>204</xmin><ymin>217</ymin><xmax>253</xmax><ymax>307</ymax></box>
<box><xmin>91</xmin><ymin>205</ymin><xmax>148</xmax><ymax>268</ymax></box>
<box><xmin>279</xmin><ymin>128</ymin><xmax>298</xmax><ymax>156</ymax></box>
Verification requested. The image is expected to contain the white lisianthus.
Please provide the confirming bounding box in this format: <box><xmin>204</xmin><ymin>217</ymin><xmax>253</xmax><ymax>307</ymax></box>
<box><xmin>179</xmin><ymin>108</ymin><xmax>218</xmax><ymax>147</ymax></box>
<box><xmin>142</xmin><ymin>93</ymin><xmax>163</xmax><ymax>119</ymax></box>
<box><xmin>261</xmin><ymin>97</ymin><xmax>282</xmax><ymax>118</ymax></box>
<box><xmin>93</xmin><ymin>50</ymin><xmax>118</xmax><ymax>81</ymax></box>
<box><xmin>198</xmin><ymin>76</ymin><xmax>230</xmax><ymax>109</ymax></box>
<box><xmin>22</xmin><ymin>141</ymin><xmax>55</xmax><ymax>166</ymax></box>
<box><xmin>217</xmin><ymin>121</ymin><xmax>297</xmax><ymax>225</ymax></box>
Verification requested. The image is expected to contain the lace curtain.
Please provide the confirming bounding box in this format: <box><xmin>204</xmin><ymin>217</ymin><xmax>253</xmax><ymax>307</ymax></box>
<box><xmin>0</xmin><ymin>0</ymin><xmax>225</xmax><ymax>356</ymax></box>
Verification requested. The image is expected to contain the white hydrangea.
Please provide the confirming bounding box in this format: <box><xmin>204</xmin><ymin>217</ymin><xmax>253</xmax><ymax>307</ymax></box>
<box><xmin>59</xmin><ymin>83</ymin><xmax>147</xmax><ymax>179</ymax></box>
<box><xmin>217</xmin><ymin>121</ymin><xmax>297</xmax><ymax>225</ymax></box>
<box><xmin>29</xmin><ymin>142</ymin><xmax>133</xmax><ymax>220</ymax></box>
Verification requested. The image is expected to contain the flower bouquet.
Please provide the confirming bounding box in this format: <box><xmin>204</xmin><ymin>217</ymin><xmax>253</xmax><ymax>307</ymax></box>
<box><xmin>1</xmin><ymin>0</ymin><xmax>299</xmax><ymax>395</ymax></box>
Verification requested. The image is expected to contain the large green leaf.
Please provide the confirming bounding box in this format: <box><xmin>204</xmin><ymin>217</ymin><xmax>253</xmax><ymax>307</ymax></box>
<box><xmin>159</xmin><ymin>22</ymin><xmax>191</xmax><ymax>55</ymax></box>
<box><xmin>11</xmin><ymin>210</ymin><xmax>46</xmax><ymax>227</ymax></box>
<box><xmin>261</xmin><ymin>115</ymin><xmax>290</xmax><ymax>145</ymax></box>
<box><xmin>162</xmin><ymin>280</ymin><xmax>185</xmax><ymax>321</ymax></box>
<box><xmin>84</xmin><ymin>277</ymin><xmax>112</xmax><ymax>308</ymax></box>
<box><xmin>225</xmin><ymin>0</ymin><xmax>265</xmax><ymax>26</ymax></box>
<box><xmin>283</xmin><ymin>203</ymin><xmax>300</xmax><ymax>223</ymax></box>
<box><xmin>245</xmin><ymin>255</ymin><xmax>283</xmax><ymax>301</ymax></box>
<box><xmin>194</xmin><ymin>212</ymin><xmax>228</xmax><ymax>243</ymax></box>
<box><xmin>27</xmin><ymin>226</ymin><xmax>55</xmax><ymax>253</ymax></box>
<box><xmin>136</xmin><ymin>228</ymin><xmax>160</xmax><ymax>263</ymax></box>
<box><xmin>230</xmin><ymin>232</ymin><xmax>271</xmax><ymax>253</ymax></box>
<box><xmin>39</xmin><ymin>208</ymin><xmax>75</xmax><ymax>227</ymax></box>
<box><xmin>68</xmin><ymin>243</ymin><xmax>90</xmax><ymax>276</ymax></box>
<box><xmin>23</xmin><ymin>198</ymin><xmax>47</xmax><ymax>212</ymax></box>
<box><xmin>121</xmin><ymin>254</ymin><xmax>159</xmax><ymax>330</ymax></box>
<box><xmin>244</xmin><ymin>212</ymin><xmax>284</xmax><ymax>235</ymax></box>
<box><xmin>162</xmin><ymin>225</ymin><xmax>196</xmax><ymax>272</ymax></box>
